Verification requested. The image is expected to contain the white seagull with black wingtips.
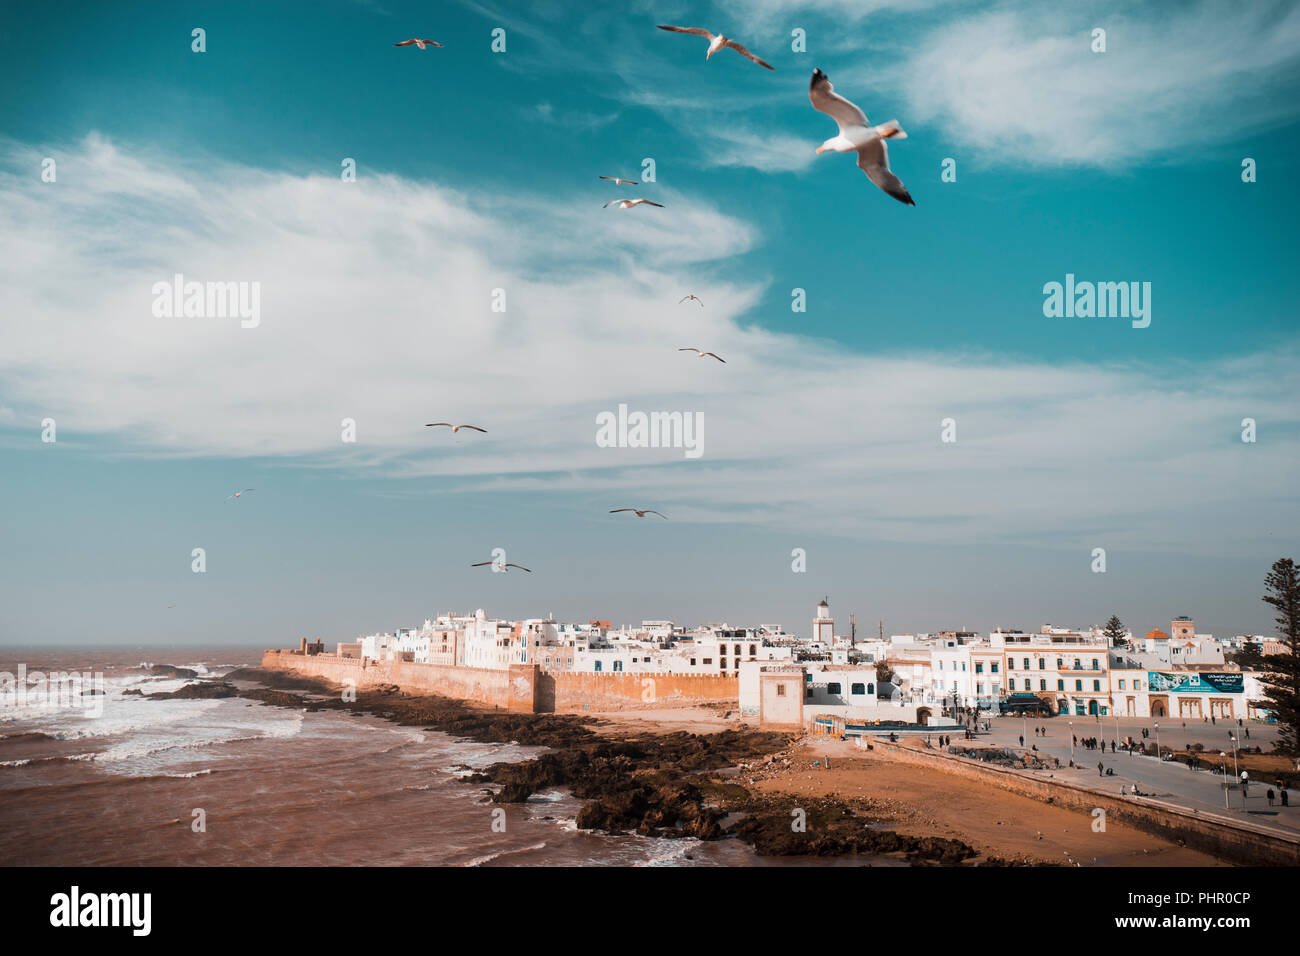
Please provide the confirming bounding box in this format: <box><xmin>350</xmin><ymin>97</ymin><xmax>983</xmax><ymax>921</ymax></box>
<box><xmin>809</xmin><ymin>68</ymin><xmax>914</xmax><ymax>206</ymax></box>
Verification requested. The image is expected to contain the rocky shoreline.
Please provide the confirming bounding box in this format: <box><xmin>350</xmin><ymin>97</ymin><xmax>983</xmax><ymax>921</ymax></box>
<box><xmin>150</xmin><ymin>667</ymin><xmax>990</xmax><ymax>864</ymax></box>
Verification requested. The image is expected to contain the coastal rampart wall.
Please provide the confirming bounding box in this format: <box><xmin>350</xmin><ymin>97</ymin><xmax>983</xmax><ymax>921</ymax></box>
<box><xmin>261</xmin><ymin>650</ymin><xmax>522</xmax><ymax>710</ymax></box>
<box><xmin>262</xmin><ymin>650</ymin><xmax>737</xmax><ymax>714</ymax></box>
<box><xmin>875</xmin><ymin>739</ymin><xmax>1300</xmax><ymax>866</ymax></box>
<box><xmin>543</xmin><ymin>671</ymin><xmax>738</xmax><ymax>713</ymax></box>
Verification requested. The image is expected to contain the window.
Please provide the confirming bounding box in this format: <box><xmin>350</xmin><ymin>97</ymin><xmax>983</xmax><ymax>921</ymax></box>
<box><xmin>1075</xmin><ymin>679</ymin><xmax>1083</xmax><ymax>691</ymax></box>
<box><xmin>776</xmin><ymin>685</ymin><xmax>786</xmax><ymax>697</ymax></box>
<box><xmin>1093</xmin><ymin>680</ymin><xmax>1101</xmax><ymax>692</ymax></box>
<box><xmin>690</xmin><ymin>658</ymin><xmax>696</xmax><ymax>666</ymax></box>
<box><xmin>1057</xmin><ymin>679</ymin><xmax>1064</xmax><ymax>691</ymax></box>
<box><xmin>594</xmin><ymin>661</ymin><xmax>602</xmax><ymax>672</ymax></box>
<box><xmin>1040</xmin><ymin>679</ymin><xmax>1047</xmax><ymax>691</ymax></box>
<box><xmin>719</xmin><ymin>658</ymin><xmax>727</xmax><ymax>669</ymax></box>
<box><xmin>976</xmin><ymin>682</ymin><xmax>984</xmax><ymax>694</ymax></box>
<box><xmin>991</xmin><ymin>662</ymin><xmax>999</xmax><ymax>673</ymax></box>
<box><xmin>613</xmin><ymin>660</ymin><xmax>623</xmax><ymax>672</ymax></box>
<box><xmin>734</xmin><ymin>645</ymin><xmax>742</xmax><ymax>656</ymax></box>
<box><xmin>702</xmin><ymin>658</ymin><xmax>712</xmax><ymax>665</ymax></box>
<box><xmin>1038</xmin><ymin>658</ymin><xmax>1046</xmax><ymax>670</ymax></box>
<box><xmin>975</xmin><ymin>662</ymin><xmax>984</xmax><ymax>674</ymax></box>
<box><xmin>828</xmin><ymin>682</ymin><xmax>842</xmax><ymax>695</ymax></box>
<box><xmin>1134</xmin><ymin>680</ymin><xmax>1141</xmax><ymax>691</ymax></box>
<box><xmin>1091</xmin><ymin>658</ymin><xmax>1099</xmax><ymax>671</ymax></box>
<box><xmin>1118</xmin><ymin>679</ymin><xmax>1125</xmax><ymax>689</ymax></box>
<box><xmin>851</xmin><ymin>683</ymin><xmax>866</xmax><ymax>695</ymax></box>
<box><xmin>749</xmin><ymin>644</ymin><xmax>756</xmax><ymax>656</ymax></box>
<box><xmin>867</xmin><ymin>684</ymin><xmax>874</xmax><ymax>694</ymax></box>
<box><xmin>1057</xmin><ymin>658</ymin><xmax>1064</xmax><ymax>669</ymax></box>
<box><xmin>1023</xmin><ymin>657</ymin><xmax>1030</xmax><ymax>670</ymax></box>
<box><xmin>1009</xmin><ymin>679</ymin><xmax>1016</xmax><ymax>691</ymax></box>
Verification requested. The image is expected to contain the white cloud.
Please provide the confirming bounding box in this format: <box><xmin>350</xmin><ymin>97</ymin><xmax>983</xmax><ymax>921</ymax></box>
<box><xmin>1</xmin><ymin>135</ymin><xmax>1296</xmax><ymax>555</ymax></box>
<box><xmin>882</xmin><ymin>0</ymin><xmax>1300</xmax><ymax>168</ymax></box>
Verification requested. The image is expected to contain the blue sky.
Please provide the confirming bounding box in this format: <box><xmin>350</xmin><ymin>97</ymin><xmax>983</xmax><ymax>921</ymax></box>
<box><xmin>2</xmin><ymin>0</ymin><xmax>1298</xmax><ymax>646</ymax></box>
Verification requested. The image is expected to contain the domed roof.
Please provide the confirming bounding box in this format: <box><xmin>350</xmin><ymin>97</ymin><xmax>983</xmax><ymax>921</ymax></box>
<box><xmin>1145</xmin><ymin>628</ymin><xmax>1169</xmax><ymax>642</ymax></box>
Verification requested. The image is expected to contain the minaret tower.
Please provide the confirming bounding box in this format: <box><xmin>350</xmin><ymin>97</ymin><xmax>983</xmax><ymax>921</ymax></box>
<box><xmin>813</xmin><ymin>597</ymin><xmax>834</xmax><ymax>645</ymax></box>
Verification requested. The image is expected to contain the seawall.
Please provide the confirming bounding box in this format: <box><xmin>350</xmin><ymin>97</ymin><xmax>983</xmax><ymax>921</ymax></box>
<box><xmin>261</xmin><ymin>650</ymin><xmax>738</xmax><ymax>714</ymax></box>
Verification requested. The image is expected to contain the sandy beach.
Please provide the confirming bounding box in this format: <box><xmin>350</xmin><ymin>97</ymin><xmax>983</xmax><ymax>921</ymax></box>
<box><xmin>742</xmin><ymin>737</ymin><xmax>1227</xmax><ymax>866</ymax></box>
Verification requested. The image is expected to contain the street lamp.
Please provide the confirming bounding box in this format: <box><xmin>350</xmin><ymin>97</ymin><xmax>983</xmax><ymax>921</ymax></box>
<box><xmin>1229</xmin><ymin>734</ymin><xmax>1239</xmax><ymax>780</ymax></box>
<box><xmin>1069</xmin><ymin>720</ymin><xmax>1074</xmax><ymax>764</ymax></box>
<box><xmin>1220</xmin><ymin>753</ymin><xmax>1228</xmax><ymax>808</ymax></box>
<box><xmin>1241</xmin><ymin>771</ymin><xmax>1249</xmax><ymax>809</ymax></box>
<box><xmin>1154</xmin><ymin>721</ymin><xmax>1160</xmax><ymax>761</ymax></box>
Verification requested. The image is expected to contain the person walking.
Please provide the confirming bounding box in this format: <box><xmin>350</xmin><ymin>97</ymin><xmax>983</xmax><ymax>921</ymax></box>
<box><xmin>1267</xmin><ymin>788</ymin><xmax>1276</xmax><ymax>807</ymax></box>
<box><xmin>1097</xmin><ymin>761</ymin><xmax>1104</xmax><ymax>777</ymax></box>
<box><xmin>1282</xmin><ymin>789</ymin><xmax>1290</xmax><ymax>807</ymax></box>
<box><xmin>1019</xmin><ymin>735</ymin><xmax>1024</xmax><ymax>747</ymax></box>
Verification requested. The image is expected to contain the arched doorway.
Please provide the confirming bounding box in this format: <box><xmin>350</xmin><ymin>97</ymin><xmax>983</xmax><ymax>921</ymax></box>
<box><xmin>916</xmin><ymin>707</ymin><xmax>932</xmax><ymax>725</ymax></box>
<box><xmin>1150</xmin><ymin>697</ymin><xmax>1168</xmax><ymax>718</ymax></box>
<box><xmin>1088</xmin><ymin>699</ymin><xmax>1099</xmax><ymax>716</ymax></box>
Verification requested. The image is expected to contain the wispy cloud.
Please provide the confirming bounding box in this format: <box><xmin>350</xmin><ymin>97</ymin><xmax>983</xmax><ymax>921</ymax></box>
<box><xmin>901</xmin><ymin>0</ymin><xmax>1300</xmax><ymax>168</ymax></box>
<box><xmin>2</xmin><ymin>136</ymin><xmax>1296</xmax><ymax>555</ymax></box>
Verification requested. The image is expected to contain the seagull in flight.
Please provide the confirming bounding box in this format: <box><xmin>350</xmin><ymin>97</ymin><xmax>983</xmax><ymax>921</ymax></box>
<box><xmin>679</xmin><ymin>347</ymin><xmax>725</xmax><ymax>363</ymax></box>
<box><xmin>599</xmin><ymin>175</ymin><xmax>639</xmax><ymax>185</ymax></box>
<box><xmin>610</xmin><ymin>509</ymin><xmax>668</xmax><ymax>519</ymax></box>
<box><xmin>679</xmin><ymin>294</ymin><xmax>703</xmax><ymax>306</ymax></box>
<box><xmin>225</xmin><ymin>488</ymin><xmax>254</xmax><ymax>500</ymax></box>
<box><xmin>809</xmin><ymin>69</ymin><xmax>914</xmax><ymax>206</ymax></box>
<box><xmin>603</xmin><ymin>199</ymin><xmax>664</xmax><ymax>210</ymax></box>
<box><xmin>471</xmin><ymin>561</ymin><xmax>532</xmax><ymax>572</ymax></box>
<box><xmin>394</xmin><ymin>38</ymin><xmax>443</xmax><ymax>50</ymax></box>
<box><xmin>656</xmin><ymin>25</ymin><xmax>774</xmax><ymax>70</ymax></box>
<box><xmin>425</xmin><ymin>423</ymin><xmax>487</xmax><ymax>434</ymax></box>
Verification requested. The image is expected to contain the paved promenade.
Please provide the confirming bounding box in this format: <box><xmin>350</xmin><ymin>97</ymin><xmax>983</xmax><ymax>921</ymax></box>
<box><xmin>973</xmin><ymin>715</ymin><xmax>1300</xmax><ymax>838</ymax></box>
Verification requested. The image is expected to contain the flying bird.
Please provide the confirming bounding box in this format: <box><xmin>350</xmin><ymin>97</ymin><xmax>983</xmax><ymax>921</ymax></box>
<box><xmin>425</xmin><ymin>423</ymin><xmax>487</xmax><ymax>433</ymax></box>
<box><xmin>599</xmin><ymin>175</ymin><xmax>639</xmax><ymax>185</ymax></box>
<box><xmin>610</xmin><ymin>509</ymin><xmax>668</xmax><ymax>519</ymax></box>
<box><xmin>225</xmin><ymin>488</ymin><xmax>254</xmax><ymax>500</ymax></box>
<box><xmin>809</xmin><ymin>68</ymin><xmax>914</xmax><ymax>206</ymax></box>
<box><xmin>471</xmin><ymin>561</ymin><xmax>532</xmax><ymax>572</ymax></box>
<box><xmin>679</xmin><ymin>347</ymin><xmax>725</xmax><ymax>363</ymax></box>
<box><xmin>678</xmin><ymin>294</ymin><xmax>703</xmax><ymax>306</ymax></box>
<box><xmin>394</xmin><ymin>39</ymin><xmax>443</xmax><ymax>49</ymax></box>
<box><xmin>603</xmin><ymin>199</ymin><xmax>664</xmax><ymax>210</ymax></box>
<box><xmin>656</xmin><ymin>25</ymin><xmax>774</xmax><ymax>70</ymax></box>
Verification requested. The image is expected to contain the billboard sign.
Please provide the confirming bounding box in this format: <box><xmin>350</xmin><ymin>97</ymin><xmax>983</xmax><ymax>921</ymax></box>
<box><xmin>1146</xmin><ymin>671</ymin><xmax>1243</xmax><ymax>694</ymax></box>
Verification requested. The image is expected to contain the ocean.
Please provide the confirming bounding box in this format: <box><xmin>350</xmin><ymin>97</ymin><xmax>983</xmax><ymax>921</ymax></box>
<box><xmin>0</xmin><ymin>647</ymin><xmax>881</xmax><ymax>867</ymax></box>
